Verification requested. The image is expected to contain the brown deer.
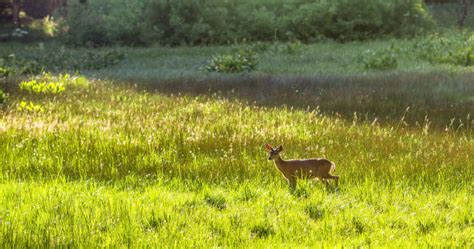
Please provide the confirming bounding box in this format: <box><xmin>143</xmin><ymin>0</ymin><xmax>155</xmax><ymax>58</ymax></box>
<box><xmin>265</xmin><ymin>144</ymin><xmax>339</xmax><ymax>189</ymax></box>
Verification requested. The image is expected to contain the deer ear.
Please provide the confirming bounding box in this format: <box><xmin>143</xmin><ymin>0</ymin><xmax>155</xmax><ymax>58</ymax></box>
<box><xmin>264</xmin><ymin>144</ymin><xmax>273</xmax><ymax>151</ymax></box>
<box><xmin>277</xmin><ymin>145</ymin><xmax>283</xmax><ymax>152</ymax></box>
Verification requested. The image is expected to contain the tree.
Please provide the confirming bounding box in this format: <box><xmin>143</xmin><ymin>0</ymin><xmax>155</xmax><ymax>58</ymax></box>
<box><xmin>12</xmin><ymin>0</ymin><xmax>20</xmax><ymax>27</ymax></box>
<box><xmin>458</xmin><ymin>0</ymin><xmax>470</xmax><ymax>28</ymax></box>
<box><xmin>23</xmin><ymin>0</ymin><xmax>68</xmax><ymax>19</ymax></box>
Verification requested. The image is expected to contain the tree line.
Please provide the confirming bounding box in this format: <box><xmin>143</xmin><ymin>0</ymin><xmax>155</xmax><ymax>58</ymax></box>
<box><xmin>1</xmin><ymin>0</ymin><xmax>471</xmax><ymax>28</ymax></box>
<box><xmin>1</xmin><ymin>0</ymin><xmax>86</xmax><ymax>27</ymax></box>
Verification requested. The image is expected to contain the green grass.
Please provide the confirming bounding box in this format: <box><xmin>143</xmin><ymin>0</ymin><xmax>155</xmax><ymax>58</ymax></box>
<box><xmin>89</xmin><ymin>40</ymin><xmax>474</xmax><ymax>80</ymax></box>
<box><xmin>1</xmin><ymin>180</ymin><xmax>470</xmax><ymax>247</ymax></box>
<box><xmin>0</xmin><ymin>40</ymin><xmax>473</xmax><ymax>247</ymax></box>
<box><xmin>4</xmin><ymin>39</ymin><xmax>474</xmax><ymax>130</ymax></box>
<box><xmin>1</xmin><ymin>81</ymin><xmax>473</xmax><ymax>247</ymax></box>
<box><xmin>3</xmin><ymin>39</ymin><xmax>474</xmax><ymax>80</ymax></box>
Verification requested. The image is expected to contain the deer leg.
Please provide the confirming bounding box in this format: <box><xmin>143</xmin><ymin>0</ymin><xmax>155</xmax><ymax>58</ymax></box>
<box><xmin>319</xmin><ymin>178</ymin><xmax>329</xmax><ymax>187</ymax></box>
<box><xmin>333</xmin><ymin>175</ymin><xmax>339</xmax><ymax>186</ymax></box>
<box><xmin>287</xmin><ymin>177</ymin><xmax>296</xmax><ymax>190</ymax></box>
<box><xmin>323</xmin><ymin>173</ymin><xmax>339</xmax><ymax>187</ymax></box>
<box><xmin>324</xmin><ymin>179</ymin><xmax>330</xmax><ymax>188</ymax></box>
<box><xmin>327</xmin><ymin>175</ymin><xmax>339</xmax><ymax>186</ymax></box>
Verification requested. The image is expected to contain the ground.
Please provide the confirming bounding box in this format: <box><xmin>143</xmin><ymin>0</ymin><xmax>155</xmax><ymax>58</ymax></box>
<box><xmin>0</xmin><ymin>40</ymin><xmax>473</xmax><ymax>247</ymax></box>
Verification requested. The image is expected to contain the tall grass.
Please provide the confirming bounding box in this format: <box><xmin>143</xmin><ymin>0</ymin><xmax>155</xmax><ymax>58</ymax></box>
<box><xmin>0</xmin><ymin>40</ymin><xmax>473</xmax><ymax>246</ymax></box>
<box><xmin>0</xmin><ymin>80</ymin><xmax>472</xmax><ymax>247</ymax></box>
<box><xmin>1</xmin><ymin>83</ymin><xmax>472</xmax><ymax>183</ymax></box>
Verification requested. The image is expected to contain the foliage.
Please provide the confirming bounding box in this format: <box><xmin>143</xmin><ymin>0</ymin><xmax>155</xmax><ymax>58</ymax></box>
<box><xmin>59</xmin><ymin>0</ymin><xmax>153</xmax><ymax>46</ymax></box>
<box><xmin>153</xmin><ymin>0</ymin><xmax>433</xmax><ymax>44</ymax></box>
<box><xmin>415</xmin><ymin>33</ymin><xmax>474</xmax><ymax>66</ymax></box>
<box><xmin>206</xmin><ymin>49</ymin><xmax>257</xmax><ymax>73</ymax></box>
<box><xmin>424</xmin><ymin>0</ymin><xmax>457</xmax><ymax>3</ymax></box>
<box><xmin>362</xmin><ymin>47</ymin><xmax>399</xmax><ymax>70</ymax></box>
<box><xmin>16</xmin><ymin>100</ymin><xmax>44</xmax><ymax>112</ymax></box>
<box><xmin>0</xmin><ymin>66</ymin><xmax>15</xmax><ymax>78</ymax></box>
<box><xmin>59</xmin><ymin>0</ymin><xmax>434</xmax><ymax>46</ymax></box>
<box><xmin>19</xmin><ymin>78</ymin><xmax>66</xmax><ymax>94</ymax></box>
<box><xmin>0</xmin><ymin>54</ymin><xmax>43</xmax><ymax>76</ymax></box>
<box><xmin>28</xmin><ymin>17</ymin><xmax>59</xmax><ymax>38</ymax></box>
<box><xmin>19</xmin><ymin>73</ymin><xmax>90</xmax><ymax>94</ymax></box>
<box><xmin>1</xmin><ymin>49</ymin><xmax>124</xmax><ymax>76</ymax></box>
<box><xmin>35</xmin><ymin>49</ymin><xmax>125</xmax><ymax>71</ymax></box>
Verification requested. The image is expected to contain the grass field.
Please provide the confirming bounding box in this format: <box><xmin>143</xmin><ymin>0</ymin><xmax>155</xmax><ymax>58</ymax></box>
<box><xmin>0</xmin><ymin>40</ymin><xmax>473</xmax><ymax>247</ymax></box>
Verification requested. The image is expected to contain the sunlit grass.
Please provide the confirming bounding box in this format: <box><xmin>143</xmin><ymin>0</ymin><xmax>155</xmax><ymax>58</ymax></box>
<box><xmin>0</xmin><ymin>180</ymin><xmax>471</xmax><ymax>247</ymax></box>
<box><xmin>1</xmin><ymin>38</ymin><xmax>473</xmax><ymax>246</ymax></box>
<box><xmin>0</xmin><ymin>79</ymin><xmax>472</xmax><ymax>247</ymax></box>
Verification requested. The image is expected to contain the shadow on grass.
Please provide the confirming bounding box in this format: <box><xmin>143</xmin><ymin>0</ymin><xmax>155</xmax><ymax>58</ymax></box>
<box><xmin>129</xmin><ymin>72</ymin><xmax>473</xmax><ymax>132</ymax></box>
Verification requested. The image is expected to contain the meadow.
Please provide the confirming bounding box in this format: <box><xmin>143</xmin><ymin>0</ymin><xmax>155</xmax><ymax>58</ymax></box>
<box><xmin>1</xmin><ymin>38</ymin><xmax>473</xmax><ymax>247</ymax></box>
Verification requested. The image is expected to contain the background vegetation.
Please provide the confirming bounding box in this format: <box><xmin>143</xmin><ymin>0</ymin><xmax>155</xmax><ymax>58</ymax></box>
<box><xmin>61</xmin><ymin>0</ymin><xmax>434</xmax><ymax>46</ymax></box>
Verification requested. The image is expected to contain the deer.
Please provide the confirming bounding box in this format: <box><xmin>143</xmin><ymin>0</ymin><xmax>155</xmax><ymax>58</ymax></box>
<box><xmin>264</xmin><ymin>144</ymin><xmax>339</xmax><ymax>189</ymax></box>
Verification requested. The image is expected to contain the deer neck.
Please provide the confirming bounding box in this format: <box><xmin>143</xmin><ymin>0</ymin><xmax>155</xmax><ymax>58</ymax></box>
<box><xmin>273</xmin><ymin>155</ymin><xmax>286</xmax><ymax>169</ymax></box>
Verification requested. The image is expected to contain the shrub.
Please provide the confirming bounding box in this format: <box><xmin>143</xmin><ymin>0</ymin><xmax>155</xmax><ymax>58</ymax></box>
<box><xmin>2</xmin><ymin>49</ymin><xmax>124</xmax><ymax>76</ymax></box>
<box><xmin>59</xmin><ymin>0</ymin><xmax>434</xmax><ymax>46</ymax></box>
<box><xmin>1</xmin><ymin>54</ymin><xmax>44</xmax><ymax>76</ymax></box>
<box><xmin>38</xmin><ymin>49</ymin><xmax>125</xmax><ymax>71</ymax></box>
<box><xmin>146</xmin><ymin>0</ymin><xmax>433</xmax><ymax>45</ymax></box>
<box><xmin>206</xmin><ymin>49</ymin><xmax>257</xmax><ymax>73</ymax></box>
<box><xmin>19</xmin><ymin>73</ymin><xmax>90</xmax><ymax>94</ymax></box>
<box><xmin>362</xmin><ymin>47</ymin><xmax>399</xmax><ymax>70</ymax></box>
<box><xmin>59</xmin><ymin>0</ymin><xmax>154</xmax><ymax>46</ymax></box>
<box><xmin>17</xmin><ymin>101</ymin><xmax>44</xmax><ymax>113</ymax></box>
<box><xmin>414</xmin><ymin>33</ymin><xmax>474</xmax><ymax>66</ymax></box>
<box><xmin>28</xmin><ymin>17</ymin><xmax>59</xmax><ymax>39</ymax></box>
<box><xmin>19</xmin><ymin>79</ymin><xmax>66</xmax><ymax>94</ymax></box>
<box><xmin>0</xmin><ymin>66</ymin><xmax>15</xmax><ymax>78</ymax></box>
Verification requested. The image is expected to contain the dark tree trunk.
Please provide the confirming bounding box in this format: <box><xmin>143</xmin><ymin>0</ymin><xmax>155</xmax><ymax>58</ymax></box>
<box><xmin>63</xmin><ymin>0</ymin><xmax>68</xmax><ymax>17</ymax></box>
<box><xmin>12</xmin><ymin>0</ymin><xmax>20</xmax><ymax>27</ymax></box>
<box><xmin>458</xmin><ymin>0</ymin><xmax>470</xmax><ymax>28</ymax></box>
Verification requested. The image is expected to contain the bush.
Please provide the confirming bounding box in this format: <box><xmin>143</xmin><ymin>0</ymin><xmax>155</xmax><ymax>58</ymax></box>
<box><xmin>59</xmin><ymin>0</ymin><xmax>154</xmax><ymax>46</ymax></box>
<box><xmin>37</xmin><ymin>49</ymin><xmax>125</xmax><ymax>71</ymax></box>
<box><xmin>1</xmin><ymin>54</ymin><xmax>43</xmax><ymax>76</ymax></box>
<box><xmin>0</xmin><ymin>66</ymin><xmax>15</xmax><ymax>78</ymax></box>
<box><xmin>17</xmin><ymin>101</ymin><xmax>44</xmax><ymax>113</ymax></box>
<box><xmin>362</xmin><ymin>47</ymin><xmax>399</xmax><ymax>70</ymax></box>
<box><xmin>60</xmin><ymin>0</ymin><xmax>433</xmax><ymax>46</ymax></box>
<box><xmin>19</xmin><ymin>78</ymin><xmax>66</xmax><ymax>94</ymax></box>
<box><xmin>206</xmin><ymin>49</ymin><xmax>257</xmax><ymax>73</ymax></box>
<box><xmin>19</xmin><ymin>73</ymin><xmax>90</xmax><ymax>94</ymax></box>
<box><xmin>414</xmin><ymin>33</ymin><xmax>474</xmax><ymax>66</ymax></box>
<box><xmin>147</xmin><ymin>0</ymin><xmax>434</xmax><ymax>45</ymax></box>
<box><xmin>1</xmin><ymin>49</ymin><xmax>124</xmax><ymax>76</ymax></box>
